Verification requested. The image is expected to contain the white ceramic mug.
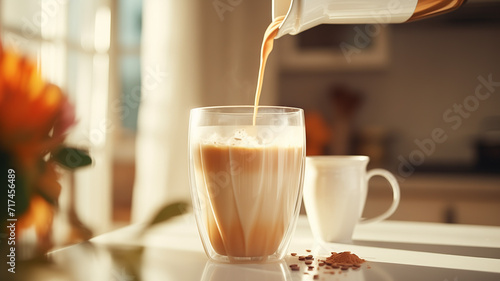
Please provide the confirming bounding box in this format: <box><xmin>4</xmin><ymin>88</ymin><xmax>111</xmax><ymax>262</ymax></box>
<box><xmin>303</xmin><ymin>155</ymin><xmax>400</xmax><ymax>243</ymax></box>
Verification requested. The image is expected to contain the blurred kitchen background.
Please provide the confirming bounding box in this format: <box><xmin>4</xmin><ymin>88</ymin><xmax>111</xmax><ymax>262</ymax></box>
<box><xmin>1</xmin><ymin>0</ymin><xmax>499</xmax><ymax>238</ymax></box>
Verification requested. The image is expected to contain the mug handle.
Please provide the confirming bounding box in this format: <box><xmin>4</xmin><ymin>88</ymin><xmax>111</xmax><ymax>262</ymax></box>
<box><xmin>359</xmin><ymin>169</ymin><xmax>400</xmax><ymax>224</ymax></box>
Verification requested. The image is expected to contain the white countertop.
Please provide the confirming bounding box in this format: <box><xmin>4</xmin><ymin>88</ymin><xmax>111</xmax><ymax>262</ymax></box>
<box><xmin>46</xmin><ymin>214</ymin><xmax>500</xmax><ymax>281</ymax></box>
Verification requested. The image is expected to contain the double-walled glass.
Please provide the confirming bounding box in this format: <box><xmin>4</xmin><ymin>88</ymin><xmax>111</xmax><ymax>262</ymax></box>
<box><xmin>189</xmin><ymin>106</ymin><xmax>305</xmax><ymax>263</ymax></box>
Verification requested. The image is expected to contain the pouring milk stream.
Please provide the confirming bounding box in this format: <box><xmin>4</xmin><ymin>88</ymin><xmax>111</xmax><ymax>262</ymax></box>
<box><xmin>252</xmin><ymin>0</ymin><xmax>465</xmax><ymax>123</ymax></box>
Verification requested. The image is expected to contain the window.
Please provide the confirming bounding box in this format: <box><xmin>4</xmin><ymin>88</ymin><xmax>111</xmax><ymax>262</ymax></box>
<box><xmin>1</xmin><ymin>0</ymin><xmax>143</xmax><ymax>233</ymax></box>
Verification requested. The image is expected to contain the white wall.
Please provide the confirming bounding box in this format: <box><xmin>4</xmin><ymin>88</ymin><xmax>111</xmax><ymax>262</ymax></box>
<box><xmin>197</xmin><ymin>0</ymin><xmax>279</xmax><ymax>107</ymax></box>
<box><xmin>277</xmin><ymin>21</ymin><xmax>500</xmax><ymax>169</ymax></box>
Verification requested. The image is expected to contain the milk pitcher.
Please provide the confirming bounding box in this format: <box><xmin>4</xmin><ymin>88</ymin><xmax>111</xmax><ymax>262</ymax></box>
<box><xmin>273</xmin><ymin>0</ymin><xmax>466</xmax><ymax>38</ymax></box>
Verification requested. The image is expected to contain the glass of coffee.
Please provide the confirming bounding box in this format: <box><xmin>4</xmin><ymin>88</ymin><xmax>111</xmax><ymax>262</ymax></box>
<box><xmin>189</xmin><ymin>106</ymin><xmax>305</xmax><ymax>263</ymax></box>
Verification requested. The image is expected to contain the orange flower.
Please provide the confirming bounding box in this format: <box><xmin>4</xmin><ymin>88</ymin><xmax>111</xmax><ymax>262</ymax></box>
<box><xmin>0</xmin><ymin>42</ymin><xmax>77</xmax><ymax>245</ymax></box>
<box><xmin>17</xmin><ymin>195</ymin><xmax>55</xmax><ymax>254</ymax></box>
<box><xmin>0</xmin><ymin>44</ymin><xmax>75</xmax><ymax>170</ymax></box>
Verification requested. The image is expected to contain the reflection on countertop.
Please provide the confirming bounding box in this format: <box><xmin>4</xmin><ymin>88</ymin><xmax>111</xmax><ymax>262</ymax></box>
<box><xmin>10</xmin><ymin>215</ymin><xmax>499</xmax><ymax>281</ymax></box>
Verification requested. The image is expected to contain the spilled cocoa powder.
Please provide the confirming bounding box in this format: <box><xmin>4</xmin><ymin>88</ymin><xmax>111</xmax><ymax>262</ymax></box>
<box><xmin>289</xmin><ymin>250</ymin><xmax>366</xmax><ymax>276</ymax></box>
<box><xmin>325</xmin><ymin>251</ymin><xmax>365</xmax><ymax>269</ymax></box>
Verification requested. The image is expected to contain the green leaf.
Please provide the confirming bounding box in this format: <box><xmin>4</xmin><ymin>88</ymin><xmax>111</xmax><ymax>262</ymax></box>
<box><xmin>107</xmin><ymin>245</ymin><xmax>144</xmax><ymax>281</ymax></box>
<box><xmin>147</xmin><ymin>202</ymin><xmax>189</xmax><ymax>228</ymax></box>
<box><xmin>52</xmin><ymin>147</ymin><xmax>92</xmax><ymax>169</ymax></box>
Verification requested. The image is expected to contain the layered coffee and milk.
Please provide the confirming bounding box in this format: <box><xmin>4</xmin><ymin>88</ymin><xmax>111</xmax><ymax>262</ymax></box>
<box><xmin>191</xmin><ymin>126</ymin><xmax>303</xmax><ymax>258</ymax></box>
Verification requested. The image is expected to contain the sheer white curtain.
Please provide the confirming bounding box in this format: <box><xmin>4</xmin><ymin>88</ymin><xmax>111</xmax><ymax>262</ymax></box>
<box><xmin>131</xmin><ymin>0</ymin><xmax>202</xmax><ymax>222</ymax></box>
<box><xmin>132</xmin><ymin>0</ymin><xmax>279</xmax><ymax>222</ymax></box>
<box><xmin>1</xmin><ymin>0</ymin><xmax>113</xmax><ymax>235</ymax></box>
